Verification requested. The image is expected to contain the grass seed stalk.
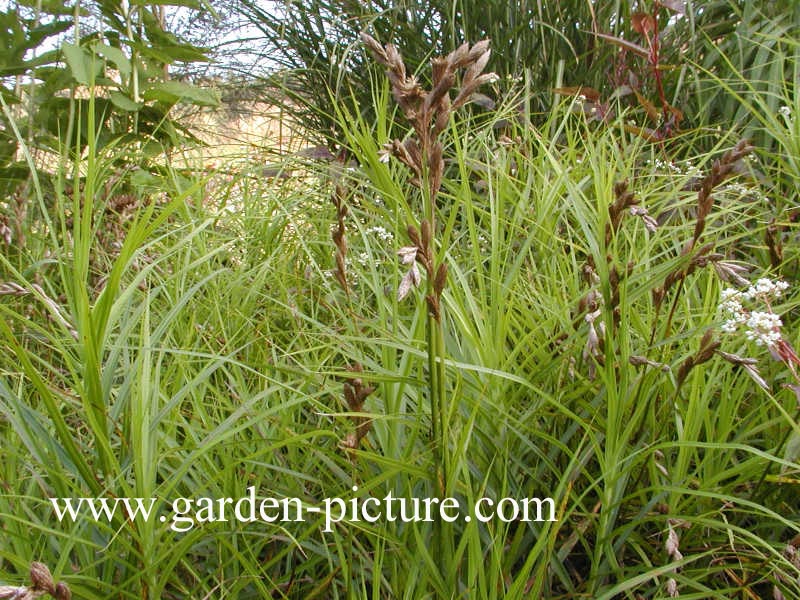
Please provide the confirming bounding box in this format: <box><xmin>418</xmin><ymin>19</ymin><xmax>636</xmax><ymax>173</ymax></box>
<box><xmin>361</xmin><ymin>32</ymin><xmax>496</xmax><ymax>494</ymax></box>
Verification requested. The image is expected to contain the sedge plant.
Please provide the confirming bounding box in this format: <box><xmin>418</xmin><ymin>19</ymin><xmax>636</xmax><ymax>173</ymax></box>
<box><xmin>1</xmin><ymin>25</ymin><xmax>800</xmax><ymax>600</ymax></box>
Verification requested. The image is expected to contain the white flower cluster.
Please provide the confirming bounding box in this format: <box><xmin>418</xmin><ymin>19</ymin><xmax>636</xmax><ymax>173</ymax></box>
<box><xmin>356</xmin><ymin>251</ymin><xmax>371</xmax><ymax>267</ymax></box>
<box><xmin>647</xmin><ymin>158</ymin><xmax>702</xmax><ymax>178</ymax></box>
<box><xmin>747</xmin><ymin>278</ymin><xmax>789</xmax><ymax>299</ymax></box>
<box><xmin>719</xmin><ymin>181</ymin><xmax>768</xmax><ymax>204</ymax></box>
<box><xmin>366</xmin><ymin>225</ymin><xmax>394</xmax><ymax>242</ymax></box>
<box><xmin>779</xmin><ymin>105</ymin><xmax>792</xmax><ymax>120</ymax></box>
<box><xmin>718</xmin><ymin>278</ymin><xmax>789</xmax><ymax>347</ymax></box>
<box><xmin>744</xmin><ymin>311</ymin><xmax>783</xmax><ymax>346</ymax></box>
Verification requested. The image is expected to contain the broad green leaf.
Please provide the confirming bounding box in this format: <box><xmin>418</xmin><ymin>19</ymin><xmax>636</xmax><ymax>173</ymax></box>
<box><xmin>22</xmin><ymin>47</ymin><xmax>63</xmax><ymax>71</ymax></box>
<box><xmin>61</xmin><ymin>42</ymin><xmax>95</xmax><ymax>85</ymax></box>
<box><xmin>92</xmin><ymin>42</ymin><xmax>132</xmax><ymax>78</ymax></box>
<box><xmin>135</xmin><ymin>41</ymin><xmax>210</xmax><ymax>65</ymax></box>
<box><xmin>109</xmin><ymin>91</ymin><xmax>142</xmax><ymax>112</ymax></box>
<box><xmin>27</xmin><ymin>20</ymin><xmax>72</xmax><ymax>48</ymax></box>
<box><xmin>142</xmin><ymin>80</ymin><xmax>220</xmax><ymax>107</ymax></box>
<box><xmin>130</xmin><ymin>169</ymin><xmax>163</xmax><ymax>188</ymax></box>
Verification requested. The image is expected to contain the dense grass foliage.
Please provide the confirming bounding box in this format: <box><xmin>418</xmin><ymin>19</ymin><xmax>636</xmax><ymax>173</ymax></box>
<box><xmin>2</xmin><ymin>15</ymin><xmax>800</xmax><ymax>600</ymax></box>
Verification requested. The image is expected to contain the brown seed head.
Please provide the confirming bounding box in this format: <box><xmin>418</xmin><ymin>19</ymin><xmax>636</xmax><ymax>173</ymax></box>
<box><xmin>30</xmin><ymin>562</ymin><xmax>55</xmax><ymax>594</ymax></box>
<box><xmin>420</xmin><ymin>219</ymin><xmax>432</xmax><ymax>251</ymax></box>
<box><xmin>434</xmin><ymin>262</ymin><xmax>448</xmax><ymax>296</ymax></box>
<box><xmin>360</xmin><ymin>32</ymin><xmax>387</xmax><ymax>64</ymax></box>
<box><xmin>54</xmin><ymin>583</ymin><xmax>72</xmax><ymax>600</ymax></box>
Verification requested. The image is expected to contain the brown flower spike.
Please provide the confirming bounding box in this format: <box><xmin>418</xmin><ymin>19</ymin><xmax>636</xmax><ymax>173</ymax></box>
<box><xmin>362</xmin><ymin>32</ymin><xmax>496</xmax><ymax>321</ymax></box>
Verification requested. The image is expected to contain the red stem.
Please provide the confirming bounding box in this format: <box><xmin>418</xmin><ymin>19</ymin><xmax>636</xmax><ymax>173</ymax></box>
<box><xmin>649</xmin><ymin>4</ymin><xmax>671</xmax><ymax>129</ymax></box>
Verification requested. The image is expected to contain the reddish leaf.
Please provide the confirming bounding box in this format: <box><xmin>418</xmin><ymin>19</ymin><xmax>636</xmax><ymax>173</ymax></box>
<box><xmin>666</xmin><ymin>103</ymin><xmax>684</xmax><ymax>124</ymax></box>
<box><xmin>552</xmin><ymin>86</ymin><xmax>601</xmax><ymax>102</ymax></box>
<box><xmin>623</xmin><ymin>123</ymin><xmax>661</xmax><ymax>142</ymax></box>
<box><xmin>631</xmin><ymin>13</ymin><xmax>656</xmax><ymax>36</ymax></box>
<box><xmin>592</xmin><ymin>32</ymin><xmax>649</xmax><ymax>58</ymax></box>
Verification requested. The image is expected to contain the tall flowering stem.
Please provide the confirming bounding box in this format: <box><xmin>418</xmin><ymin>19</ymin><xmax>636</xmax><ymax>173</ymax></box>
<box><xmin>650</xmin><ymin>140</ymin><xmax>753</xmax><ymax>343</ymax></box>
<box><xmin>329</xmin><ymin>161</ymin><xmax>376</xmax><ymax>451</ymax></box>
<box><xmin>361</xmin><ymin>32</ymin><xmax>496</xmax><ymax>500</ymax></box>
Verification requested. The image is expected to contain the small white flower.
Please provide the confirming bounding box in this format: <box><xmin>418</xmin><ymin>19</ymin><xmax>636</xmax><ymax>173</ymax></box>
<box><xmin>779</xmin><ymin>105</ymin><xmax>792</xmax><ymax>120</ymax></box>
<box><xmin>681</xmin><ymin>160</ymin><xmax>702</xmax><ymax>178</ymax></box>
<box><xmin>718</xmin><ymin>278</ymin><xmax>790</xmax><ymax>348</ymax></box>
<box><xmin>719</xmin><ymin>297</ymin><xmax>743</xmax><ymax>315</ymax></box>
<box><xmin>718</xmin><ymin>288</ymin><xmax>745</xmax><ymax>317</ymax></box>
<box><xmin>721</xmin><ymin>320</ymin><xmax>739</xmax><ymax>333</ymax></box>
<box><xmin>743</xmin><ymin>278</ymin><xmax>789</xmax><ymax>300</ymax></box>
<box><xmin>720</xmin><ymin>287</ymin><xmax>740</xmax><ymax>301</ymax></box>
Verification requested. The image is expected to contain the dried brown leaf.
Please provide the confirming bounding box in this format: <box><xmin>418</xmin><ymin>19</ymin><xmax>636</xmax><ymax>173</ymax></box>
<box><xmin>593</xmin><ymin>32</ymin><xmax>650</xmax><ymax>58</ymax></box>
<box><xmin>553</xmin><ymin>86</ymin><xmax>602</xmax><ymax>102</ymax></box>
<box><xmin>631</xmin><ymin>12</ymin><xmax>656</xmax><ymax>36</ymax></box>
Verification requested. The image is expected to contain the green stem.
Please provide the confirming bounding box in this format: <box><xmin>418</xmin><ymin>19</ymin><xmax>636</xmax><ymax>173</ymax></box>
<box><xmin>435</xmin><ymin>316</ymin><xmax>447</xmax><ymax>492</ymax></box>
<box><xmin>427</xmin><ymin>315</ymin><xmax>440</xmax><ymax>480</ymax></box>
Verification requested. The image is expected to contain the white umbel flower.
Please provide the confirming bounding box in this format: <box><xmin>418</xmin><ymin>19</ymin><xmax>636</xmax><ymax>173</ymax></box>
<box><xmin>718</xmin><ymin>278</ymin><xmax>787</xmax><ymax>348</ymax></box>
<box><xmin>744</xmin><ymin>311</ymin><xmax>782</xmax><ymax>347</ymax></box>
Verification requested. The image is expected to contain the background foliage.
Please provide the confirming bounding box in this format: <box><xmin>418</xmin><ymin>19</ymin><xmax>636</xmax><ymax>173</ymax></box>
<box><xmin>238</xmin><ymin>0</ymin><xmax>800</xmax><ymax>151</ymax></box>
